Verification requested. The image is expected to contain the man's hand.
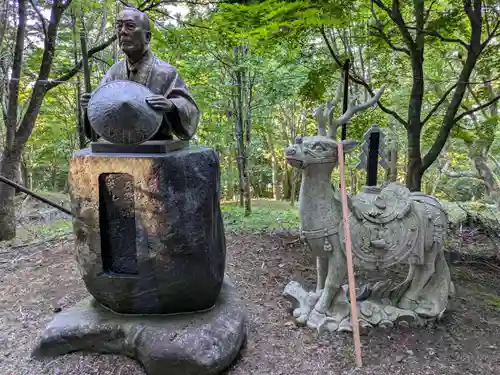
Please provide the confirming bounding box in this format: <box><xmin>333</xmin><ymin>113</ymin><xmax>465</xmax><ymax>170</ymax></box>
<box><xmin>80</xmin><ymin>93</ymin><xmax>92</xmax><ymax>110</ymax></box>
<box><xmin>145</xmin><ymin>95</ymin><xmax>175</xmax><ymax>112</ymax></box>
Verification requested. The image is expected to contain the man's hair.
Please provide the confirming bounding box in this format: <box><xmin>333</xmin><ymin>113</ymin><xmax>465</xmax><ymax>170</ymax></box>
<box><xmin>121</xmin><ymin>7</ymin><xmax>151</xmax><ymax>32</ymax></box>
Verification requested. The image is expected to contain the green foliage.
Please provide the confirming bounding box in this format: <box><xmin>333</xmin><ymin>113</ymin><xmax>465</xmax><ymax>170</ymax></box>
<box><xmin>26</xmin><ymin>219</ymin><xmax>73</xmax><ymax>237</ymax></box>
<box><xmin>221</xmin><ymin>199</ymin><xmax>299</xmax><ymax>232</ymax></box>
<box><xmin>3</xmin><ymin>0</ymin><xmax>498</xmax><ymax>217</ymax></box>
<box><xmin>440</xmin><ymin>177</ymin><xmax>485</xmax><ymax>202</ymax></box>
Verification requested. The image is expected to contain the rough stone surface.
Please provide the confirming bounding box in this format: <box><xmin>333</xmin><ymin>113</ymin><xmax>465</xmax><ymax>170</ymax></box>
<box><xmin>68</xmin><ymin>145</ymin><xmax>226</xmax><ymax>315</ymax></box>
<box><xmin>283</xmin><ymin>129</ymin><xmax>454</xmax><ymax>333</ymax></box>
<box><xmin>32</xmin><ymin>279</ymin><xmax>247</xmax><ymax>375</ymax></box>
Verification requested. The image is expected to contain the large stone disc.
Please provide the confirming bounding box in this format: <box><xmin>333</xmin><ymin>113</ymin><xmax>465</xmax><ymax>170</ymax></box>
<box><xmin>87</xmin><ymin>80</ymin><xmax>163</xmax><ymax>145</ymax></box>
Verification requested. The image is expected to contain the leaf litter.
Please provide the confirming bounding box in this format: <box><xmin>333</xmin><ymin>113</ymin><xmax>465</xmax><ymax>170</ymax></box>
<box><xmin>1</xmin><ymin>231</ymin><xmax>500</xmax><ymax>374</ymax></box>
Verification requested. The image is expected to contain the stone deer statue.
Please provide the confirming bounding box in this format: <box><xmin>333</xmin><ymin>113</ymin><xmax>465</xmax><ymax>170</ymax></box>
<box><xmin>283</xmin><ymin>84</ymin><xmax>454</xmax><ymax>332</ymax></box>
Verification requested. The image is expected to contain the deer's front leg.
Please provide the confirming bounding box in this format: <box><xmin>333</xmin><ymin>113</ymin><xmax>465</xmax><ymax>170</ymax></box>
<box><xmin>304</xmin><ymin>238</ymin><xmax>328</xmax><ymax>293</ymax></box>
<box><xmin>314</xmin><ymin>234</ymin><xmax>346</xmax><ymax>314</ymax></box>
<box><xmin>316</xmin><ymin>256</ymin><xmax>328</xmax><ymax>293</ymax></box>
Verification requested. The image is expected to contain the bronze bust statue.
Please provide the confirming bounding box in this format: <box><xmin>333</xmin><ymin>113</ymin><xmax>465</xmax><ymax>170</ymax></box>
<box><xmin>81</xmin><ymin>8</ymin><xmax>200</xmax><ymax>143</ymax></box>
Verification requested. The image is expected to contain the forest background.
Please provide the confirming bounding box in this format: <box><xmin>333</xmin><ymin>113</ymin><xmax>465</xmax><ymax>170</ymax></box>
<box><xmin>0</xmin><ymin>0</ymin><xmax>499</xmax><ymax>241</ymax></box>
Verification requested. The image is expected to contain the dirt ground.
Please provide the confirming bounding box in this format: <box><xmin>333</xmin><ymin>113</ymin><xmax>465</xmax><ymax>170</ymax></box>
<box><xmin>1</xmin><ymin>231</ymin><xmax>500</xmax><ymax>375</ymax></box>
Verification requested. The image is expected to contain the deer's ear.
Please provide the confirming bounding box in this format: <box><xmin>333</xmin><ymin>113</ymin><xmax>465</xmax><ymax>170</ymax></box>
<box><xmin>341</xmin><ymin>139</ymin><xmax>358</xmax><ymax>153</ymax></box>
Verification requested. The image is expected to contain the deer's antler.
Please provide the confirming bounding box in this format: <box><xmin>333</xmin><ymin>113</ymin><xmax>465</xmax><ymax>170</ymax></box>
<box><xmin>314</xmin><ymin>81</ymin><xmax>343</xmax><ymax>136</ymax></box>
<box><xmin>327</xmin><ymin>86</ymin><xmax>385</xmax><ymax>138</ymax></box>
<box><xmin>313</xmin><ymin>104</ymin><xmax>327</xmax><ymax>136</ymax></box>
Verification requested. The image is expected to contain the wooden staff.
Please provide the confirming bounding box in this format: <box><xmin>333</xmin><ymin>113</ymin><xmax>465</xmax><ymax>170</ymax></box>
<box><xmin>79</xmin><ymin>15</ymin><xmax>97</xmax><ymax>142</ymax></box>
<box><xmin>337</xmin><ymin>141</ymin><xmax>363</xmax><ymax>368</ymax></box>
<box><xmin>0</xmin><ymin>175</ymin><xmax>73</xmax><ymax>217</ymax></box>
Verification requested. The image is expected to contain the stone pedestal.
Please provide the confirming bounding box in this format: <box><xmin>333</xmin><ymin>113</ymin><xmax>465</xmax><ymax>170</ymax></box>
<box><xmin>32</xmin><ymin>280</ymin><xmax>247</xmax><ymax>375</ymax></box>
<box><xmin>68</xmin><ymin>145</ymin><xmax>226</xmax><ymax>315</ymax></box>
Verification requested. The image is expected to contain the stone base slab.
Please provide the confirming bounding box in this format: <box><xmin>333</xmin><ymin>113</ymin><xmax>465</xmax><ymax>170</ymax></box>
<box><xmin>90</xmin><ymin>140</ymin><xmax>189</xmax><ymax>154</ymax></box>
<box><xmin>284</xmin><ymin>281</ymin><xmax>442</xmax><ymax>334</ymax></box>
<box><xmin>32</xmin><ymin>280</ymin><xmax>247</xmax><ymax>375</ymax></box>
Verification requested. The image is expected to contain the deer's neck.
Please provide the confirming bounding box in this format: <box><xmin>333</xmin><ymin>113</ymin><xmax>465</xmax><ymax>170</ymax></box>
<box><xmin>298</xmin><ymin>165</ymin><xmax>341</xmax><ymax>231</ymax></box>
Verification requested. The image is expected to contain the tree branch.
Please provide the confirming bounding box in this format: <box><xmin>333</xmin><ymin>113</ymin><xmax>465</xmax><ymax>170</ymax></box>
<box><xmin>320</xmin><ymin>26</ymin><xmax>408</xmax><ymax>128</ymax></box>
<box><xmin>319</xmin><ymin>26</ymin><xmax>343</xmax><ymax>67</ymax></box>
<box><xmin>489</xmin><ymin>154</ymin><xmax>500</xmax><ymax>174</ymax></box>
<box><xmin>424</xmin><ymin>0</ymin><xmax>437</xmax><ymax>24</ymax></box>
<box><xmin>28</xmin><ymin>0</ymin><xmax>48</xmax><ymax>40</ymax></box>
<box><xmin>92</xmin><ymin>55</ymin><xmax>112</xmax><ymax>67</ymax></box>
<box><xmin>454</xmin><ymin>94</ymin><xmax>500</xmax><ymax>124</ymax></box>
<box><xmin>369</xmin><ymin>25</ymin><xmax>410</xmax><ymax>54</ymax></box>
<box><xmin>370</xmin><ymin>0</ymin><xmax>410</xmax><ymax>55</ymax></box>
<box><xmin>406</xmin><ymin>27</ymin><xmax>469</xmax><ymax>49</ymax></box>
<box><xmin>47</xmin><ymin>0</ymin><xmax>166</xmax><ymax>92</ymax></box>
<box><xmin>373</xmin><ymin>0</ymin><xmax>415</xmax><ymax>49</ymax></box>
<box><xmin>150</xmin><ymin>8</ymin><xmax>212</xmax><ymax>30</ymax></box>
<box><xmin>46</xmin><ymin>35</ymin><xmax>117</xmax><ymax>90</ymax></box>
<box><xmin>421</xmin><ymin>0</ymin><xmax>484</xmax><ymax>172</ymax></box>
<box><xmin>5</xmin><ymin>0</ymin><xmax>27</xmax><ymax>148</ymax></box>
<box><xmin>421</xmin><ymin>83</ymin><xmax>457</xmax><ymax>127</ymax></box>
<box><xmin>328</xmin><ymin>86</ymin><xmax>385</xmax><ymax>138</ymax></box>
<box><xmin>466</xmin><ymin>84</ymin><xmax>489</xmax><ymax>118</ymax></box>
<box><xmin>15</xmin><ymin>0</ymin><xmax>72</xmax><ymax>145</ymax></box>
<box><xmin>442</xmin><ymin>170</ymin><xmax>482</xmax><ymax>180</ymax></box>
<box><xmin>481</xmin><ymin>19</ymin><xmax>500</xmax><ymax>50</ymax></box>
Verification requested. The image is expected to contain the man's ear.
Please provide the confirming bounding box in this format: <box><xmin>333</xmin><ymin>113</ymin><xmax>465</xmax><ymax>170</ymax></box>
<box><xmin>341</xmin><ymin>139</ymin><xmax>358</xmax><ymax>153</ymax></box>
<box><xmin>145</xmin><ymin>31</ymin><xmax>151</xmax><ymax>42</ymax></box>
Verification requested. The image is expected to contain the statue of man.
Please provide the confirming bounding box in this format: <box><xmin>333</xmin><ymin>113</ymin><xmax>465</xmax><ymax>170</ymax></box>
<box><xmin>81</xmin><ymin>8</ymin><xmax>200</xmax><ymax>141</ymax></box>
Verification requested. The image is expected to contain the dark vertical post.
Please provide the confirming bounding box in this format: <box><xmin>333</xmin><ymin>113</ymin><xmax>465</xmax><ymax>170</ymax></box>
<box><xmin>366</xmin><ymin>125</ymin><xmax>380</xmax><ymax>186</ymax></box>
<box><xmin>341</xmin><ymin>59</ymin><xmax>350</xmax><ymax>141</ymax></box>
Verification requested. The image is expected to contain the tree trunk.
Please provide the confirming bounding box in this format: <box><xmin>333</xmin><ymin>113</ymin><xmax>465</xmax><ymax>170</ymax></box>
<box><xmin>290</xmin><ymin>168</ymin><xmax>299</xmax><ymax>207</ymax></box>
<box><xmin>420</xmin><ymin>2</ymin><xmax>485</xmax><ymax>176</ymax></box>
<box><xmin>233</xmin><ymin>45</ymin><xmax>251</xmax><ymax>215</ymax></box>
<box><xmin>71</xmin><ymin>11</ymin><xmax>86</xmax><ymax>149</ymax></box>
<box><xmin>389</xmin><ymin>148</ymin><xmax>398</xmax><ymax>182</ymax></box>
<box><xmin>473</xmin><ymin>75</ymin><xmax>500</xmax><ymax>203</ymax></box>
<box><xmin>0</xmin><ymin>0</ymin><xmax>143</xmax><ymax>240</ymax></box>
<box><xmin>405</xmin><ymin>41</ymin><xmax>425</xmax><ymax>191</ymax></box>
<box><xmin>282</xmin><ymin>163</ymin><xmax>290</xmax><ymax>199</ymax></box>
<box><xmin>267</xmin><ymin>128</ymin><xmax>280</xmax><ymax>200</ymax></box>
<box><xmin>406</xmin><ymin>126</ymin><xmax>423</xmax><ymax>191</ymax></box>
<box><xmin>473</xmin><ymin>155</ymin><xmax>500</xmax><ymax>203</ymax></box>
<box><xmin>350</xmin><ymin>168</ymin><xmax>356</xmax><ymax>193</ymax></box>
<box><xmin>0</xmin><ymin>148</ymin><xmax>21</xmax><ymax>240</ymax></box>
<box><xmin>20</xmin><ymin>153</ymin><xmax>28</xmax><ymax>187</ymax></box>
<box><xmin>234</xmin><ymin>47</ymin><xmax>245</xmax><ymax>208</ymax></box>
<box><xmin>226</xmin><ymin>152</ymin><xmax>235</xmax><ymax>200</ymax></box>
<box><xmin>75</xmin><ymin>79</ymin><xmax>86</xmax><ymax>148</ymax></box>
<box><xmin>242</xmin><ymin>45</ymin><xmax>252</xmax><ymax>216</ymax></box>
<box><xmin>0</xmin><ymin>0</ymin><xmax>26</xmax><ymax>240</ymax></box>
<box><xmin>51</xmin><ymin>161</ymin><xmax>58</xmax><ymax>190</ymax></box>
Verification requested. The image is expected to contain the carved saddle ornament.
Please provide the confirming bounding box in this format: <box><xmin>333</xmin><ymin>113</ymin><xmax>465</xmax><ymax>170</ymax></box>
<box><xmin>339</xmin><ymin>183</ymin><xmax>425</xmax><ymax>270</ymax></box>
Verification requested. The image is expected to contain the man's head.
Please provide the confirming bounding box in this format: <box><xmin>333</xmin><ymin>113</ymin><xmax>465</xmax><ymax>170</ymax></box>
<box><xmin>116</xmin><ymin>8</ymin><xmax>151</xmax><ymax>59</ymax></box>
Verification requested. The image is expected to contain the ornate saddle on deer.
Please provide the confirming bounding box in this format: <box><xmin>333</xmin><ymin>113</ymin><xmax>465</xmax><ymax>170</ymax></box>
<box><xmin>340</xmin><ymin>183</ymin><xmax>425</xmax><ymax>270</ymax></box>
<box><xmin>349</xmin><ymin>183</ymin><xmax>412</xmax><ymax>224</ymax></box>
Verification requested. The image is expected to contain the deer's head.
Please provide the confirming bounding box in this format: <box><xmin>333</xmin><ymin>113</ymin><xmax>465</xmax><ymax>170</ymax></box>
<box><xmin>284</xmin><ymin>78</ymin><xmax>384</xmax><ymax>171</ymax></box>
<box><xmin>285</xmin><ymin>136</ymin><xmax>358</xmax><ymax>170</ymax></box>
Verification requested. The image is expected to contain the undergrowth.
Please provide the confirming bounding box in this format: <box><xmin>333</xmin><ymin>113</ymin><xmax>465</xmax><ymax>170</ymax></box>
<box><xmin>221</xmin><ymin>199</ymin><xmax>299</xmax><ymax>232</ymax></box>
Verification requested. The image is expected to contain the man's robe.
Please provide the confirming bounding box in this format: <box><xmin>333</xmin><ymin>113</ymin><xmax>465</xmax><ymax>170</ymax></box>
<box><xmin>89</xmin><ymin>49</ymin><xmax>200</xmax><ymax>141</ymax></box>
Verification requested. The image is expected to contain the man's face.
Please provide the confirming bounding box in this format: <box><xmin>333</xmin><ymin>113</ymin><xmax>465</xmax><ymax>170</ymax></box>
<box><xmin>116</xmin><ymin>10</ymin><xmax>150</xmax><ymax>56</ymax></box>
